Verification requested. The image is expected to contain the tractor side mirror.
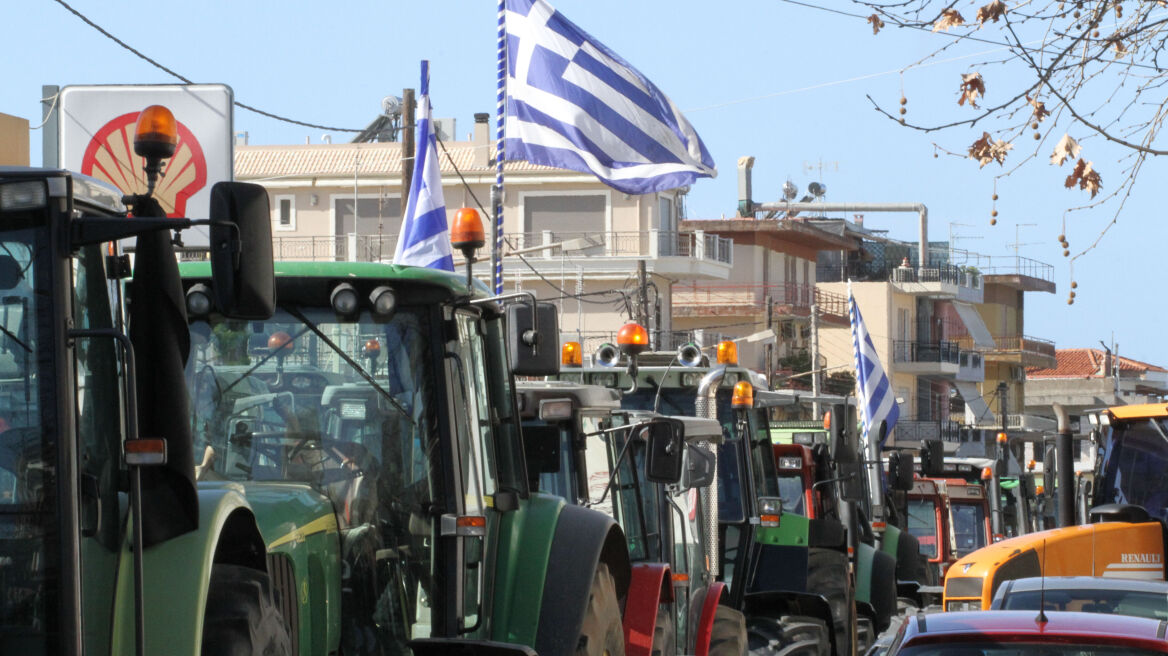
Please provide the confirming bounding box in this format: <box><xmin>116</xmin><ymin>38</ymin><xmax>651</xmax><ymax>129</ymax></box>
<box><xmin>506</xmin><ymin>302</ymin><xmax>559</xmax><ymax>376</ymax></box>
<box><xmin>920</xmin><ymin>439</ymin><xmax>944</xmax><ymax>477</ymax></box>
<box><xmin>888</xmin><ymin>451</ymin><xmax>915</xmax><ymax>492</ymax></box>
<box><xmin>641</xmin><ymin>418</ymin><xmax>685</xmax><ymax>484</ymax></box>
<box><xmin>681</xmin><ymin>444</ymin><xmax>716</xmax><ymax>490</ymax></box>
<box><xmin>209</xmin><ymin>181</ymin><xmax>275</xmax><ymax>320</ymax></box>
<box><xmin>829</xmin><ymin>404</ymin><xmax>858</xmax><ymax>467</ymax></box>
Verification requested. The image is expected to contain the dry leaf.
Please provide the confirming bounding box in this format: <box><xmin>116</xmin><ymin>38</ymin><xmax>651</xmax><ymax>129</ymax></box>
<box><xmin>1050</xmin><ymin>134</ymin><xmax>1082</xmax><ymax>166</ymax></box>
<box><xmin>1064</xmin><ymin>159</ymin><xmax>1102</xmax><ymax>197</ymax></box>
<box><xmin>976</xmin><ymin>0</ymin><xmax>1007</xmax><ymax>24</ymax></box>
<box><xmin>1027</xmin><ymin>95</ymin><xmax>1050</xmax><ymax>122</ymax></box>
<box><xmin>933</xmin><ymin>9</ymin><xmax>965</xmax><ymax>32</ymax></box>
<box><xmin>1112</xmin><ymin>39</ymin><xmax>1128</xmax><ymax>57</ymax></box>
<box><xmin>868</xmin><ymin>14</ymin><xmax>885</xmax><ymax>35</ymax></box>
<box><xmin>959</xmin><ymin>72</ymin><xmax>986</xmax><ymax>108</ymax></box>
<box><xmin>968</xmin><ymin>132</ymin><xmax>1013</xmax><ymax>168</ymax></box>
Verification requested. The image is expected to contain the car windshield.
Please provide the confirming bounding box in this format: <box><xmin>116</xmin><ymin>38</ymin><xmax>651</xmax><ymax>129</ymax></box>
<box><xmin>907</xmin><ymin>498</ymin><xmax>939</xmax><ymax>558</ymax></box>
<box><xmin>952</xmin><ymin>501</ymin><xmax>987</xmax><ymax>556</ymax></box>
<box><xmin>1000</xmin><ymin>588</ymin><xmax>1168</xmax><ymax>621</ymax></box>
<box><xmin>1100</xmin><ymin>418</ymin><xmax>1168</xmax><ymax>521</ymax></box>
<box><xmin>896</xmin><ymin>643</ymin><xmax>1165</xmax><ymax>655</ymax></box>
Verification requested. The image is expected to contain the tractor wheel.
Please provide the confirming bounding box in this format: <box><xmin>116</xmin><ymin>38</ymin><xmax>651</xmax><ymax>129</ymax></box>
<box><xmin>575</xmin><ymin>562</ymin><xmax>625</xmax><ymax>656</ymax></box>
<box><xmin>746</xmin><ymin>615</ymin><xmax>828</xmax><ymax>656</ymax></box>
<box><xmin>707</xmin><ymin>605</ymin><xmax>747</xmax><ymax>656</ymax></box>
<box><xmin>201</xmin><ymin>564</ymin><xmax>292</xmax><ymax>656</ymax></box>
<box><xmin>855</xmin><ymin>615</ymin><xmax>875</xmax><ymax>655</ymax></box>
<box><xmin>651</xmin><ymin>603</ymin><xmax>676</xmax><ymax>656</ymax></box>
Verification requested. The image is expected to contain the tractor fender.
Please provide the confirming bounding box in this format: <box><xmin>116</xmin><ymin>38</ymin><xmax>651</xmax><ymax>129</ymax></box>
<box><xmin>534</xmin><ymin>503</ymin><xmax>631</xmax><ymax>656</ymax></box>
<box><xmin>625</xmin><ymin>563</ymin><xmax>674</xmax><ymax>656</ymax></box>
<box><xmin>693</xmin><ymin>581</ymin><xmax>727</xmax><ymax>656</ymax></box>
<box><xmin>110</xmin><ymin>483</ymin><xmax>260</xmax><ymax>656</ymax></box>
<box><xmin>855</xmin><ymin>543</ymin><xmax>896</xmax><ymax>631</ymax></box>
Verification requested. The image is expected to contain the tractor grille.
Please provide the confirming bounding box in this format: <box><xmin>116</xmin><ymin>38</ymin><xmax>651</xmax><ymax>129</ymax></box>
<box><xmin>268</xmin><ymin>553</ymin><xmax>300</xmax><ymax>654</ymax></box>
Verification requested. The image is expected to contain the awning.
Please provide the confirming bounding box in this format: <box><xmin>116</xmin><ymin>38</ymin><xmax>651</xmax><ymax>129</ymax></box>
<box><xmin>952</xmin><ymin>301</ymin><xmax>995</xmax><ymax>349</ymax></box>
<box><xmin>954</xmin><ymin>381</ymin><xmax>994</xmax><ymax>424</ymax></box>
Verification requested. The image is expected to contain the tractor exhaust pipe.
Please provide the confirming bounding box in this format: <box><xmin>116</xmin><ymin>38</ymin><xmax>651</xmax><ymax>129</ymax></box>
<box><xmin>697</xmin><ymin>365</ymin><xmax>726</xmax><ymax>577</ymax></box>
<box><xmin>1053</xmin><ymin>403</ymin><xmax>1076</xmax><ymax>528</ymax></box>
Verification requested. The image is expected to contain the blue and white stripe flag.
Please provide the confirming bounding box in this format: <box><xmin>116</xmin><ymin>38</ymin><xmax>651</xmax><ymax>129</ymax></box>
<box><xmin>503</xmin><ymin>0</ymin><xmax>716</xmax><ymax>194</ymax></box>
<box><xmin>394</xmin><ymin>60</ymin><xmax>455</xmax><ymax>271</ymax></box>
<box><xmin>849</xmin><ymin>283</ymin><xmax>899</xmax><ymax>449</ymax></box>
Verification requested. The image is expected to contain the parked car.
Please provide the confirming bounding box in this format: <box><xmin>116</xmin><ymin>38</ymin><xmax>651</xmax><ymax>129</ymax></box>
<box><xmin>884</xmin><ymin>610</ymin><xmax>1168</xmax><ymax>655</ymax></box>
<box><xmin>990</xmin><ymin>576</ymin><xmax>1168</xmax><ymax>620</ymax></box>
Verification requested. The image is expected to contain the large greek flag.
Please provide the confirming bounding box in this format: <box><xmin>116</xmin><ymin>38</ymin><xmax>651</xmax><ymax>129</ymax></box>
<box><xmin>394</xmin><ymin>60</ymin><xmax>455</xmax><ymax>271</ymax></box>
<box><xmin>849</xmin><ymin>283</ymin><xmax>899</xmax><ymax>448</ymax></box>
<box><xmin>502</xmin><ymin>0</ymin><xmax>716</xmax><ymax>194</ymax></box>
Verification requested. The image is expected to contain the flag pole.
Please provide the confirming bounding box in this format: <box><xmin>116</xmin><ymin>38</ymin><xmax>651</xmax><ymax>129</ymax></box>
<box><xmin>492</xmin><ymin>0</ymin><xmax>507</xmax><ymax>295</ymax></box>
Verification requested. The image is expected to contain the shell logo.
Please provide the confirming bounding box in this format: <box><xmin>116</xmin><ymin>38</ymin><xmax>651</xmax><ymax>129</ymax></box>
<box><xmin>80</xmin><ymin>111</ymin><xmax>208</xmax><ymax>218</ymax></box>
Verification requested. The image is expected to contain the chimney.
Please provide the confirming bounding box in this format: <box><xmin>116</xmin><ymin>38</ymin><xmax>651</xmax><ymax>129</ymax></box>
<box><xmin>1099</xmin><ymin>348</ymin><xmax>1112</xmax><ymax>378</ymax></box>
<box><xmin>473</xmin><ymin>113</ymin><xmax>490</xmax><ymax>168</ymax></box>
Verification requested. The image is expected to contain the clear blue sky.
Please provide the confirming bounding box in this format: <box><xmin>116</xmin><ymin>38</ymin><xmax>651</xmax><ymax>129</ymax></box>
<box><xmin>4</xmin><ymin>0</ymin><xmax>1162</xmax><ymax>365</ymax></box>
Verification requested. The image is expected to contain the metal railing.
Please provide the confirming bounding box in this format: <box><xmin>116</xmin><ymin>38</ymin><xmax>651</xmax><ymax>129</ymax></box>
<box><xmin>893</xmin><ymin>340</ymin><xmax>961</xmax><ymax>364</ymax></box>
<box><xmin>670</xmin><ymin>282</ymin><xmax>849</xmax><ymax>319</ymax></box>
<box><xmin>271</xmin><ymin>235</ymin><xmax>397</xmax><ymax>262</ymax></box>
<box><xmin>896</xmin><ymin>418</ymin><xmax>964</xmax><ymax>443</ymax></box>
<box><xmin>506</xmin><ymin>230</ymin><xmax>733</xmax><ymax>264</ymax></box>
<box><xmin>951</xmin><ymin>334</ymin><xmax>1056</xmax><ymax>358</ymax></box>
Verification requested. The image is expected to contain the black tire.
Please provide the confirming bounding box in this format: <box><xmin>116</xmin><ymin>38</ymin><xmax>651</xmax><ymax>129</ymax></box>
<box><xmin>746</xmin><ymin>615</ymin><xmax>827</xmax><ymax>656</ymax></box>
<box><xmin>575</xmin><ymin>562</ymin><xmax>626</xmax><ymax>656</ymax></box>
<box><xmin>708</xmin><ymin>605</ymin><xmax>747</xmax><ymax>656</ymax></box>
<box><xmin>869</xmin><ymin>550</ymin><xmax>898</xmax><ymax>632</ymax></box>
<box><xmin>201</xmin><ymin>564</ymin><xmax>292</xmax><ymax>656</ymax></box>
<box><xmin>855</xmin><ymin>615</ymin><xmax>875</xmax><ymax>655</ymax></box>
<box><xmin>651</xmin><ymin>603</ymin><xmax>676</xmax><ymax>656</ymax></box>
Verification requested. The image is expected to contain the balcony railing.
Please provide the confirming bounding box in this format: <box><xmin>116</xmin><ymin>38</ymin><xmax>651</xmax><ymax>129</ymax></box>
<box><xmin>671</xmin><ymin>283</ymin><xmax>848</xmax><ymax>319</ymax></box>
<box><xmin>952</xmin><ymin>334</ymin><xmax>1056</xmax><ymax>358</ymax></box>
<box><xmin>272</xmin><ymin>235</ymin><xmax>397</xmax><ymax>262</ymax></box>
<box><xmin>893</xmin><ymin>340</ymin><xmax>962</xmax><ymax>365</ymax></box>
<box><xmin>895</xmin><ymin>418</ymin><xmax>964</xmax><ymax>443</ymax></box>
<box><xmin>507</xmin><ymin>230</ymin><xmax>733</xmax><ymax>264</ymax></box>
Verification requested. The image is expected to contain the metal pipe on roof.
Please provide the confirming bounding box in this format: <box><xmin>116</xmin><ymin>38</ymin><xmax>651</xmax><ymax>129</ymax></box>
<box><xmin>753</xmin><ymin>201</ymin><xmax>929</xmax><ymax>276</ymax></box>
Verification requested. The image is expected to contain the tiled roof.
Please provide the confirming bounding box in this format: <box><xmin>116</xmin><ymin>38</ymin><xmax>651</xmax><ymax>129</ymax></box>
<box><xmin>234</xmin><ymin>141</ymin><xmax>563</xmax><ymax>179</ymax></box>
<box><xmin>1027</xmin><ymin>348</ymin><xmax>1167</xmax><ymax>378</ymax></box>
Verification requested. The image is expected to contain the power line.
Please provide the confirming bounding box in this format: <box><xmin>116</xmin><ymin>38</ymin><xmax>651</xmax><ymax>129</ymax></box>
<box><xmin>50</xmin><ymin>0</ymin><xmax>364</xmax><ymax>133</ymax></box>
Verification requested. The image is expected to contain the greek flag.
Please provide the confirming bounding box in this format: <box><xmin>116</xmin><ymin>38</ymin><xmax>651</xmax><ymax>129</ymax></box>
<box><xmin>849</xmin><ymin>283</ymin><xmax>899</xmax><ymax>448</ymax></box>
<box><xmin>394</xmin><ymin>60</ymin><xmax>454</xmax><ymax>271</ymax></box>
<box><xmin>503</xmin><ymin>0</ymin><xmax>716</xmax><ymax>194</ymax></box>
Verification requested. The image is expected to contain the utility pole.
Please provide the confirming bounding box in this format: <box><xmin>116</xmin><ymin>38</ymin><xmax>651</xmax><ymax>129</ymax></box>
<box><xmin>811</xmin><ymin>303</ymin><xmax>821</xmax><ymax>418</ymax></box>
<box><xmin>637</xmin><ymin>260</ymin><xmax>649</xmax><ymax>334</ymax></box>
<box><xmin>764</xmin><ymin>295</ymin><xmax>774</xmax><ymax>388</ymax></box>
<box><xmin>400</xmin><ymin>88</ymin><xmax>416</xmax><ymax>209</ymax></box>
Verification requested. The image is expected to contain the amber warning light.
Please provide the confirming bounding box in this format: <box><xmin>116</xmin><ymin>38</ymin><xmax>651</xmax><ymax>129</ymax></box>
<box><xmin>616</xmin><ymin>323</ymin><xmax>649</xmax><ymax>355</ymax></box>
<box><xmin>561</xmin><ymin>341</ymin><xmax>582</xmax><ymax>367</ymax></box>
<box><xmin>716</xmin><ymin>340</ymin><xmax>738</xmax><ymax>365</ymax></box>
<box><xmin>732</xmin><ymin>381</ymin><xmax>754</xmax><ymax>408</ymax></box>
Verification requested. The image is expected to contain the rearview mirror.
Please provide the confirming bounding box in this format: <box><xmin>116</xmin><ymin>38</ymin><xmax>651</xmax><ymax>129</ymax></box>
<box><xmin>888</xmin><ymin>451</ymin><xmax>915</xmax><ymax>492</ymax></box>
<box><xmin>507</xmin><ymin>302</ymin><xmax>559</xmax><ymax>376</ymax></box>
<box><xmin>641</xmin><ymin>418</ymin><xmax>685</xmax><ymax>484</ymax></box>
<box><xmin>209</xmin><ymin>181</ymin><xmax>275</xmax><ymax>320</ymax></box>
<box><xmin>920</xmin><ymin>439</ymin><xmax>944</xmax><ymax>477</ymax></box>
<box><xmin>680</xmin><ymin>444</ymin><xmax>715</xmax><ymax>489</ymax></box>
<box><xmin>829</xmin><ymin>404</ymin><xmax>858</xmax><ymax>467</ymax></box>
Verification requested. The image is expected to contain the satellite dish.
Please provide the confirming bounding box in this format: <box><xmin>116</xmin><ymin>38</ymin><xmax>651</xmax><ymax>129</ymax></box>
<box><xmin>782</xmin><ymin>180</ymin><xmax>798</xmax><ymax>200</ymax></box>
<box><xmin>808</xmin><ymin>181</ymin><xmax>826</xmax><ymax>198</ymax></box>
<box><xmin>381</xmin><ymin>95</ymin><xmax>403</xmax><ymax>118</ymax></box>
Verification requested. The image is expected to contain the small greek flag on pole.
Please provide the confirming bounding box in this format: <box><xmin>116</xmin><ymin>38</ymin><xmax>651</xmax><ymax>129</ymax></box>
<box><xmin>394</xmin><ymin>60</ymin><xmax>454</xmax><ymax>271</ymax></box>
<box><xmin>849</xmin><ymin>282</ymin><xmax>899</xmax><ymax>449</ymax></box>
<box><xmin>502</xmin><ymin>0</ymin><xmax>716</xmax><ymax>194</ymax></box>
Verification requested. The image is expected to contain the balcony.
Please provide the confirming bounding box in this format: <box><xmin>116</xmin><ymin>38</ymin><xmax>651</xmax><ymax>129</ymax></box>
<box><xmin>893</xmin><ymin>340</ymin><xmax>961</xmax><ymax>376</ymax></box>
<box><xmin>818</xmin><ymin>249</ymin><xmax>984</xmax><ymax>302</ymax></box>
<box><xmin>956</xmin><ymin>412</ymin><xmax>1057</xmax><ymax>434</ymax></box>
<box><xmin>506</xmin><ymin>230</ymin><xmax>732</xmax><ymax>264</ymax></box>
<box><xmin>671</xmin><ymin>282</ymin><xmax>849</xmax><ymax>323</ymax></box>
<box><xmin>952</xmin><ymin>334</ymin><xmax>1057</xmax><ymax>370</ymax></box>
<box><xmin>890</xmin><ymin>417</ymin><xmax>964</xmax><ymax>450</ymax></box>
<box><xmin>272</xmin><ymin>234</ymin><xmax>396</xmax><ymax>262</ymax></box>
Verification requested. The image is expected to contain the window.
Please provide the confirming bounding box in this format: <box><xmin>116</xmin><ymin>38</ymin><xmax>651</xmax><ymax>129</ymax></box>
<box><xmin>658</xmin><ymin>195</ymin><xmax>675</xmax><ymax>233</ymax></box>
<box><xmin>522</xmin><ymin>193</ymin><xmax>607</xmax><ymax>236</ymax></box>
<box><xmin>333</xmin><ymin>195</ymin><xmax>402</xmax><ymax>236</ymax></box>
<box><xmin>273</xmin><ymin>194</ymin><xmax>296</xmax><ymax>231</ymax></box>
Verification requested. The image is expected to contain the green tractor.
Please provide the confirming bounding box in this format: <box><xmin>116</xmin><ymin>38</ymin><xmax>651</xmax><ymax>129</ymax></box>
<box><xmin>0</xmin><ymin>110</ymin><xmax>628</xmax><ymax>655</ymax></box>
<box><xmin>555</xmin><ymin>337</ymin><xmax>899</xmax><ymax>656</ymax></box>
<box><xmin>515</xmin><ymin>380</ymin><xmax>749</xmax><ymax>655</ymax></box>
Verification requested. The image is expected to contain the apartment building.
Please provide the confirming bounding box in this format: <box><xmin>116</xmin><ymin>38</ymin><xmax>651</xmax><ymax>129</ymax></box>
<box><xmin>233</xmin><ymin>115</ymin><xmax>733</xmax><ymax>354</ymax></box>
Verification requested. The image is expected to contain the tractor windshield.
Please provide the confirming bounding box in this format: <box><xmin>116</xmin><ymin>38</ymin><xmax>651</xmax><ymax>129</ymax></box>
<box><xmin>187</xmin><ymin>305</ymin><xmax>440</xmax><ymax>650</ymax></box>
<box><xmin>907</xmin><ymin>498</ymin><xmax>940</xmax><ymax>559</ymax></box>
<box><xmin>0</xmin><ymin>225</ymin><xmax>57</xmax><ymax>654</ymax></box>
<box><xmin>951</xmin><ymin>501</ymin><xmax>987</xmax><ymax>556</ymax></box>
<box><xmin>1099</xmin><ymin>418</ymin><xmax>1168</xmax><ymax>522</ymax></box>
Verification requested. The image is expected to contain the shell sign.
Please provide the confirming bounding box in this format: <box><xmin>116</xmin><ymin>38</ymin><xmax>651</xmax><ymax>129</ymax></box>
<box><xmin>80</xmin><ymin>111</ymin><xmax>207</xmax><ymax>217</ymax></box>
<box><xmin>58</xmin><ymin>84</ymin><xmax>234</xmax><ymax>247</ymax></box>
